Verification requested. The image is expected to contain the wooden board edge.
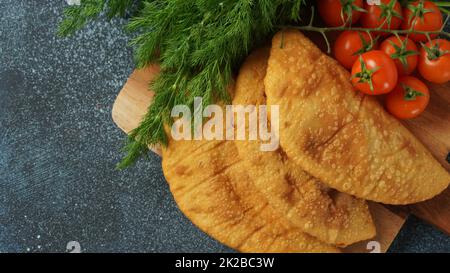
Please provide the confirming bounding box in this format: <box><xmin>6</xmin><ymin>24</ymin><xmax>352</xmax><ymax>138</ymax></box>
<box><xmin>344</xmin><ymin>203</ymin><xmax>407</xmax><ymax>253</ymax></box>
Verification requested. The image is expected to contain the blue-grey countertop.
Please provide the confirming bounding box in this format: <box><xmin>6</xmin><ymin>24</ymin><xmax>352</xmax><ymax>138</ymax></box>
<box><xmin>0</xmin><ymin>0</ymin><xmax>449</xmax><ymax>253</ymax></box>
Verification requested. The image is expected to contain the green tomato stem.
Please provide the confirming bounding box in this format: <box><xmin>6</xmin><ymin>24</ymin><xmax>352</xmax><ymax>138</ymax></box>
<box><xmin>283</xmin><ymin>24</ymin><xmax>450</xmax><ymax>53</ymax></box>
<box><xmin>434</xmin><ymin>2</ymin><xmax>450</xmax><ymax>8</ymax></box>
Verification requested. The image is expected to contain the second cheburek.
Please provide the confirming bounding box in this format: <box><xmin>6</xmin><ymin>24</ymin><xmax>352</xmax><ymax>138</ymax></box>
<box><xmin>161</xmin><ymin>60</ymin><xmax>339</xmax><ymax>252</ymax></box>
<box><xmin>264</xmin><ymin>30</ymin><xmax>450</xmax><ymax>204</ymax></box>
<box><xmin>233</xmin><ymin>48</ymin><xmax>375</xmax><ymax>247</ymax></box>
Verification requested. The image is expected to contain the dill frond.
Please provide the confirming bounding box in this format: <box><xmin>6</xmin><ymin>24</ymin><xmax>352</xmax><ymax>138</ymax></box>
<box><xmin>118</xmin><ymin>0</ymin><xmax>306</xmax><ymax>168</ymax></box>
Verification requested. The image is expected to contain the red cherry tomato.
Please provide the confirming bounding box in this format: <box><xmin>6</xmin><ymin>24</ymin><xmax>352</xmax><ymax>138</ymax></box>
<box><xmin>401</xmin><ymin>1</ymin><xmax>443</xmax><ymax>42</ymax></box>
<box><xmin>361</xmin><ymin>0</ymin><xmax>403</xmax><ymax>36</ymax></box>
<box><xmin>380</xmin><ymin>36</ymin><xmax>419</xmax><ymax>76</ymax></box>
<box><xmin>386</xmin><ymin>76</ymin><xmax>429</xmax><ymax>119</ymax></box>
<box><xmin>318</xmin><ymin>0</ymin><xmax>364</xmax><ymax>27</ymax></box>
<box><xmin>351</xmin><ymin>50</ymin><xmax>398</xmax><ymax>95</ymax></box>
<box><xmin>333</xmin><ymin>31</ymin><xmax>377</xmax><ymax>69</ymax></box>
<box><xmin>418</xmin><ymin>39</ymin><xmax>450</xmax><ymax>84</ymax></box>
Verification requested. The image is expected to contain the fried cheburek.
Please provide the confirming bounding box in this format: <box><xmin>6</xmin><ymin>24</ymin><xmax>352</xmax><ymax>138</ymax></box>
<box><xmin>161</xmin><ymin>58</ymin><xmax>339</xmax><ymax>252</ymax></box>
<box><xmin>162</xmin><ymin>136</ymin><xmax>339</xmax><ymax>253</ymax></box>
<box><xmin>233</xmin><ymin>48</ymin><xmax>375</xmax><ymax>246</ymax></box>
<box><xmin>264</xmin><ymin>30</ymin><xmax>450</xmax><ymax>204</ymax></box>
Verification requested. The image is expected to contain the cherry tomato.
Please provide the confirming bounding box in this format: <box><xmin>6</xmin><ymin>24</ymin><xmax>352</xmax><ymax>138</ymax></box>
<box><xmin>386</xmin><ymin>76</ymin><xmax>429</xmax><ymax>119</ymax></box>
<box><xmin>333</xmin><ymin>31</ymin><xmax>378</xmax><ymax>69</ymax></box>
<box><xmin>418</xmin><ymin>39</ymin><xmax>450</xmax><ymax>84</ymax></box>
<box><xmin>361</xmin><ymin>0</ymin><xmax>403</xmax><ymax>36</ymax></box>
<box><xmin>318</xmin><ymin>0</ymin><xmax>364</xmax><ymax>27</ymax></box>
<box><xmin>401</xmin><ymin>1</ymin><xmax>443</xmax><ymax>42</ymax></box>
<box><xmin>380</xmin><ymin>36</ymin><xmax>419</xmax><ymax>76</ymax></box>
<box><xmin>351</xmin><ymin>50</ymin><xmax>398</xmax><ymax>95</ymax></box>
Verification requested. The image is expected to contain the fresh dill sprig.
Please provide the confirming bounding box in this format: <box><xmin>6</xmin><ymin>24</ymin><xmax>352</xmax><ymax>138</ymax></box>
<box><xmin>58</xmin><ymin>0</ymin><xmax>306</xmax><ymax>168</ymax></box>
<box><xmin>118</xmin><ymin>0</ymin><xmax>305</xmax><ymax>169</ymax></box>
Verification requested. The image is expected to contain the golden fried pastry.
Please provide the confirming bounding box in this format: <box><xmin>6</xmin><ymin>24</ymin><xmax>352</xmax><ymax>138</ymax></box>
<box><xmin>162</xmin><ymin>136</ymin><xmax>339</xmax><ymax>253</ymax></box>
<box><xmin>264</xmin><ymin>30</ymin><xmax>450</xmax><ymax>204</ymax></box>
<box><xmin>161</xmin><ymin>49</ymin><xmax>340</xmax><ymax>252</ymax></box>
<box><xmin>233</xmin><ymin>48</ymin><xmax>375</xmax><ymax>246</ymax></box>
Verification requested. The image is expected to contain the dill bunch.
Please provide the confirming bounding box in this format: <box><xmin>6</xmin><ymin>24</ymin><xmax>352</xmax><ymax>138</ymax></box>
<box><xmin>59</xmin><ymin>0</ymin><xmax>305</xmax><ymax>168</ymax></box>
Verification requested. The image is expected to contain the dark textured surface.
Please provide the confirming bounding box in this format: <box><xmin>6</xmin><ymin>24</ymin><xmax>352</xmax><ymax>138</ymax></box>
<box><xmin>0</xmin><ymin>0</ymin><xmax>448</xmax><ymax>253</ymax></box>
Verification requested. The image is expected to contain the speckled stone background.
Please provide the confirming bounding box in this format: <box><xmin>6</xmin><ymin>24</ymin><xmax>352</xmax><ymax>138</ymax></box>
<box><xmin>0</xmin><ymin>0</ymin><xmax>449</xmax><ymax>253</ymax></box>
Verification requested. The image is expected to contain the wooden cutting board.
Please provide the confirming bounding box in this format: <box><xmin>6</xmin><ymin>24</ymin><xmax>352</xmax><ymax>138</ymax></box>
<box><xmin>112</xmin><ymin>66</ymin><xmax>449</xmax><ymax>253</ymax></box>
